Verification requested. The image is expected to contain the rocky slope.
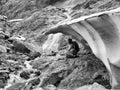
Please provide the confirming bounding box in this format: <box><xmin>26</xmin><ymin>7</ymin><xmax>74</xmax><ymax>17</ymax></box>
<box><xmin>0</xmin><ymin>0</ymin><xmax>120</xmax><ymax>90</ymax></box>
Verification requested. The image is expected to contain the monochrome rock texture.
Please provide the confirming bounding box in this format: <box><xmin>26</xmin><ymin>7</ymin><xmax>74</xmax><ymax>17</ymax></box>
<box><xmin>0</xmin><ymin>0</ymin><xmax>120</xmax><ymax>90</ymax></box>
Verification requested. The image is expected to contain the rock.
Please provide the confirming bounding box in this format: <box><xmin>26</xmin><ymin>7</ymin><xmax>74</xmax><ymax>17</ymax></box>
<box><xmin>28</xmin><ymin>78</ymin><xmax>40</xmax><ymax>86</ymax></box>
<box><xmin>0</xmin><ymin>33</ymin><xmax>5</xmax><ymax>39</ymax></box>
<box><xmin>45</xmin><ymin>84</ymin><xmax>57</xmax><ymax>90</ymax></box>
<box><xmin>23</xmin><ymin>83</ymin><xmax>32</xmax><ymax>90</ymax></box>
<box><xmin>42</xmin><ymin>33</ymin><xmax>64</xmax><ymax>54</ymax></box>
<box><xmin>9</xmin><ymin>35</ymin><xmax>26</xmax><ymax>41</ymax></box>
<box><xmin>57</xmin><ymin>89</ymin><xmax>66</xmax><ymax>90</ymax></box>
<box><xmin>30</xmin><ymin>57</ymin><xmax>52</xmax><ymax>70</ymax></box>
<box><xmin>0</xmin><ymin>45</ymin><xmax>7</xmax><ymax>53</ymax></box>
<box><xmin>6</xmin><ymin>82</ymin><xmax>25</xmax><ymax>90</ymax></box>
<box><xmin>28</xmin><ymin>52</ymin><xmax>41</xmax><ymax>61</ymax></box>
<box><xmin>75</xmin><ymin>83</ymin><xmax>107</xmax><ymax>90</ymax></box>
<box><xmin>0</xmin><ymin>30</ymin><xmax>5</xmax><ymax>39</ymax></box>
<box><xmin>58</xmin><ymin>55</ymin><xmax>110</xmax><ymax>89</ymax></box>
<box><xmin>0</xmin><ymin>15</ymin><xmax>7</xmax><ymax>21</ymax></box>
<box><xmin>40</xmin><ymin>73</ymin><xmax>63</xmax><ymax>87</ymax></box>
<box><xmin>24</xmin><ymin>61</ymin><xmax>33</xmax><ymax>70</ymax></box>
<box><xmin>8</xmin><ymin>39</ymin><xmax>41</xmax><ymax>54</ymax></box>
<box><xmin>20</xmin><ymin>71</ymin><xmax>30</xmax><ymax>80</ymax></box>
<box><xmin>34</xmin><ymin>70</ymin><xmax>41</xmax><ymax>77</ymax></box>
<box><xmin>0</xmin><ymin>30</ymin><xmax>10</xmax><ymax>39</ymax></box>
<box><xmin>0</xmin><ymin>79</ymin><xmax>6</xmax><ymax>88</ymax></box>
<box><xmin>0</xmin><ymin>72</ymin><xmax>10</xmax><ymax>88</ymax></box>
<box><xmin>10</xmin><ymin>40</ymin><xmax>31</xmax><ymax>54</ymax></box>
<box><xmin>33</xmin><ymin>87</ymin><xmax>44</xmax><ymax>90</ymax></box>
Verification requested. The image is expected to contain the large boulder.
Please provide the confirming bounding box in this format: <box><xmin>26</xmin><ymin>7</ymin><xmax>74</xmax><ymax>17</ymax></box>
<box><xmin>42</xmin><ymin>33</ymin><xmax>64</xmax><ymax>54</ymax></box>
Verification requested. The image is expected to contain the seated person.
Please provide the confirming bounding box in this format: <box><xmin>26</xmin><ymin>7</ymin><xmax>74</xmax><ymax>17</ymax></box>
<box><xmin>66</xmin><ymin>38</ymin><xmax>79</xmax><ymax>58</ymax></box>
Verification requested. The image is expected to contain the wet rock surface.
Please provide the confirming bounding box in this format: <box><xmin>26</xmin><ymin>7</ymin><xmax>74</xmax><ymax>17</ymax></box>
<box><xmin>0</xmin><ymin>0</ymin><xmax>119</xmax><ymax>90</ymax></box>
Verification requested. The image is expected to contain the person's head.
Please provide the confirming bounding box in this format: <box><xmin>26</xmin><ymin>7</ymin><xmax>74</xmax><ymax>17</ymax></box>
<box><xmin>68</xmin><ymin>38</ymin><xmax>72</xmax><ymax>43</ymax></box>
